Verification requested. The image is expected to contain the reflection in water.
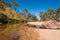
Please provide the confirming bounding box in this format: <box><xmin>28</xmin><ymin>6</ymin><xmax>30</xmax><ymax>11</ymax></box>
<box><xmin>0</xmin><ymin>24</ymin><xmax>20</xmax><ymax>40</ymax></box>
<box><xmin>35</xmin><ymin>26</ymin><xmax>40</xmax><ymax>29</ymax></box>
<box><xmin>0</xmin><ymin>24</ymin><xmax>42</xmax><ymax>40</ymax></box>
<box><xmin>27</xmin><ymin>24</ymin><xmax>41</xmax><ymax>29</ymax></box>
<box><xmin>0</xmin><ymin>24</ymin><xmax>7</xmax><ymax>30</ymax></box>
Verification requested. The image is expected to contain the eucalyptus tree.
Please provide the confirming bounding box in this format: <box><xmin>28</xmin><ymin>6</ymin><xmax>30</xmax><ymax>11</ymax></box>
<box><xmin>22</xmin><ymin>8</ymin><xmax>28</xmax><ymax>17</ymax></box>
<box><xmin>40</xmin><ymin>8</ymin><xmax>55</xmax><ymax>21</ymax></box>
<box><xmin>46</xmin><ymin>8</ymin><xmax>55</xmax><ymax>20</ymax></box>
<box><xmin>40</xmin><ymin>12</ymin><xmax>47</xmax><ymax>21</ymax></box>
<box><xmin>55</xmin><ymin>6</ymin><xmax>60</xmax><ymax>21</ymax></box>
<box><xmin>31</xmin><ymin>15</ymin><xmax>38</xmax><ymax>21</ymax></box>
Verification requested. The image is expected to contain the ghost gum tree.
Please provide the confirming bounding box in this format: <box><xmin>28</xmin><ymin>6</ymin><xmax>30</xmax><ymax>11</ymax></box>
<box><xmin>39</xmin><ymin>6</ymin><xmax>60</xmax><ymax>22</ymax></box>
<box><xmin>22</xmin><ymin>8</ymin><xmax>38</xmax><ymax>21</ymax></box>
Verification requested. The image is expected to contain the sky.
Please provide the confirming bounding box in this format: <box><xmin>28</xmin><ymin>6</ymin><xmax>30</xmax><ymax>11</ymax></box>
<box><xmin>5</xmin><ymin>0</ymin><xmax>60</xmax><ymax>19</ymax></box>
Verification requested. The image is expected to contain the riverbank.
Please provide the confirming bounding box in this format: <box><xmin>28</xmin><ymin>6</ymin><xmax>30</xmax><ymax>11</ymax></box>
<box><xmin>0</xmin><ymin>23</ymin><xmax>60</xmax><ymax>40</ymax></box>
<box><xmin>19</xmin><ymin>26</ymin><xmax>60</xmax><ymax>40</ymax></box>
<box><xmin>27</xmin><ymin>20</ymin><xmax>60</xmax><ymax>29</ymax></box>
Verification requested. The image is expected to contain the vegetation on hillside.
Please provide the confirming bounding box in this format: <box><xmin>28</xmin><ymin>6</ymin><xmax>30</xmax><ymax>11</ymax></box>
<box><xmin>0</xmin><ymin>0</ymin><xmax>38</xmax><ymax>24</ymax></box>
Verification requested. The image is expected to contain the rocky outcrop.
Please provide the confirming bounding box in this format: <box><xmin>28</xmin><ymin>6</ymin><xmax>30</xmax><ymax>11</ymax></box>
<box><xmin>27</xmin><ymin>20</ymin><xmax>60</xmax><ymax>29</ymax></box>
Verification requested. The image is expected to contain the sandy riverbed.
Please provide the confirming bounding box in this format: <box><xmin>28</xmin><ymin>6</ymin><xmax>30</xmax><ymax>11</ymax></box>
<box><xmin>19</xmin><ymin>26</ymin><xmax>60</xmax><ymax>40</ymax></box>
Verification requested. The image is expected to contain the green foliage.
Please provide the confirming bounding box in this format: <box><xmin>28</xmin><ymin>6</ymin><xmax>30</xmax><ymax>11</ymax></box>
<box><xmin>12</xmin><ymin>1</ymin><xmax>19</xmax><ymax>6</ymax></box>
<box><xmin>23</xmin><ymin>8</ymin><xmax>28</xmax><ymax>13</ymax></box>
<box><xmin>22</xmin><ymin>8</ymin><xmax>28</xmax><ymax>17</ymax></box>
<box><xmin>7</xmin><ymin>19</ymin><xmax>18</xmax><ymax>24</ymax></box>
<box><xmin>0</xmin><ymin>0</ymin><xmax>38</xmax><ymax>23</ymax></box>
<box><xmin>0</xmin><ymin>18</ymin><xmax>17</xmax><ymax>24</ymax></box>
<box><xmin>40</xmin><ymin>12</ymin><xmax>46</xmax><ymax>21</ymax></box>
<box><xmin>31</xmin><ymin>14</ymin><xmax>38</xmax><ymax>21</ymax></box>
<box><xmin>0</xmin><ymin>0</ymin><xmax>27</xmax><ymax>24</ymax></box>
<box><xmin>39</xmin><ymin>6</ymin><xmax>60</xmax><ymax>21</ymax></box>
<box><xmin>22</xmin><ymin>8</ymin><xmax>38</xmax><ymax>21</ymax></box>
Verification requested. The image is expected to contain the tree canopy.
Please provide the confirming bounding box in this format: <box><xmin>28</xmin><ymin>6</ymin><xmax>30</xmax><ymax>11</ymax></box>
<box><xmin>40</xmin><ymin>6</ymin><xmax>60</xmax><ymax>22</ymax></box>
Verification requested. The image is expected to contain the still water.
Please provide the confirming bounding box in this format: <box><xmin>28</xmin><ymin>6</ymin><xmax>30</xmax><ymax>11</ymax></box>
<box><xmin>0</xmin><ymin>24</ymin><xmax>21</xmax><ymax>40</ymax></box>
<box><xmin>0</xmin><ymin>24</ymin><xmax>41</xmax><ymax>40</ymax></box>
<box><xmin>36</xmin><ymin>25</ymin><xmax>40</xmax><ymax>29</ymax></box>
